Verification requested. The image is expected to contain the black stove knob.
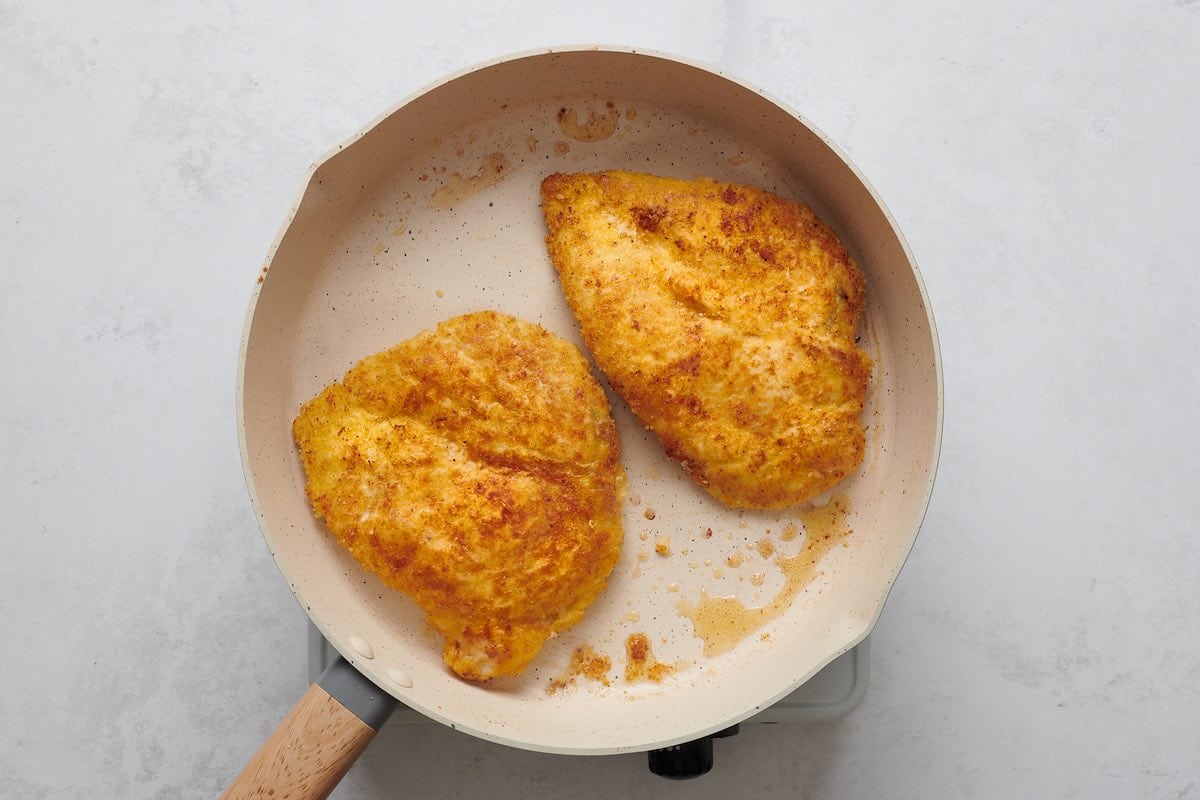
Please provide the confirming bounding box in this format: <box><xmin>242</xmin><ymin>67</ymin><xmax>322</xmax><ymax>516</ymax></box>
<box><xmin>647</xmin><ymin>724</ymin><xmax>740</xmax><ymax>779</ymax></box>
<box><xmin>648</xmin><ymin>737</ymin><xmax>714</xmax><ymax>779</ymax></box>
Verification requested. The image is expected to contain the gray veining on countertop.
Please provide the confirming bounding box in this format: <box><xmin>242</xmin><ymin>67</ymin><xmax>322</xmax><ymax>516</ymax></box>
<box><xmin>2</xmin><ymin>1</ymin><xmax>1198</xmax><ymax>797</ymax></box>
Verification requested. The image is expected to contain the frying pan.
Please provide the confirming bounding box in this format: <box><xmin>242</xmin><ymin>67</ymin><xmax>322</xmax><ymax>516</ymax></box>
<box><xmin>230</xmin><ymin>46</ymin><xmax>941</xmax><ymax>797</ymax></box>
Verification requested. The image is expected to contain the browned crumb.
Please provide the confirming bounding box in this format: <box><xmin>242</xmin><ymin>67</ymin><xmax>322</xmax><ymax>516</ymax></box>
<box><xmin>643</xmin><ymin>508</ymin><xmax>656</xmax><ymax>520</ymax></box>
<box><xmin>546</xmin><ymin>644</ymin><xmax>612</xmax><ymax>695</ymax></box>
<box><xmin>624</xmin><ymin>632</ymin><xmax>676</xmax><ymax>683</ymax></box>
<box><xmin>654</xmin><ymin>537</ymin><xmax>671</xmax><ymax>557</ymax></box>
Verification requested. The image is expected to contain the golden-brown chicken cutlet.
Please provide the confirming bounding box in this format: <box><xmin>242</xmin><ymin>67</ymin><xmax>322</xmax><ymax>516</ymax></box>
<box><xmin>540</xmin><ymin>170</ymin><xmax>870</xmax><ymax>509</ymax></box>
<box><xmin>292</xmin><ymin>311</ymin><xmax>625</xmax><ymax>681</ymax></box>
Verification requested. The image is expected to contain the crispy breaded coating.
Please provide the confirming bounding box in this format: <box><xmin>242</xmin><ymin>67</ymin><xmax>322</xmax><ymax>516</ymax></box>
<box><xmin>540</xmin><ymin>170</ymin><xmax>870</xmax><ymax>509</ymax></box>
<box><xmin>293</xmin><ymin>311</ymin><xmax>625</xmax><ymax>680</ymax></box>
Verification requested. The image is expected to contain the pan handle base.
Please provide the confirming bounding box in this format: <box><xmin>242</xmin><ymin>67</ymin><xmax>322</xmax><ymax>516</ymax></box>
<box><xmin>317</xmin><ymin>655</ymin><xmax>399</xmax><ymax>730</ymax></box>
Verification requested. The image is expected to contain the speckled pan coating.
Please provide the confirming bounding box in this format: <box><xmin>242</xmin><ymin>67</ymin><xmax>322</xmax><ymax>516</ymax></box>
<box><xmin>237</xmin><ymin>46</ymin><xmax>942</xmax><ymax>755</ymax></box>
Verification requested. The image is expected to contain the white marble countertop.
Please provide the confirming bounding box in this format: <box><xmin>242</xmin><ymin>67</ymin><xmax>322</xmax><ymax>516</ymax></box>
<box><xmin>3</xmin><ymin>2</ymin><xmax>1198</xmax><ymax>797</ymax></box>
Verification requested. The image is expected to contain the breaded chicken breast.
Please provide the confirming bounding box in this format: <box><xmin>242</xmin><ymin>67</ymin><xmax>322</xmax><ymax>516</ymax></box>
<box><xmin>293</xmin><ymin>311</ymin><xmax>625</xmax><ymax>680</ymax></box>
<box><xmin>540</xmin><ymin>170</ymin><xmax>870</xmax><ymax>509</ymax></box>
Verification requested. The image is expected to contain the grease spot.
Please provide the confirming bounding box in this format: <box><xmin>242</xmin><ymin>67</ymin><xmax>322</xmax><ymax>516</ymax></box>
<box><xmin>429</xmin><ymin>151</ymin><xmax>512</xmax><ymax>208</ymax></box>
<box><xmin>679</xmin><ymin>494</ymin><xmax>852</xmax><ymax>656</ymax></box>
<box><xmin>556</xmin><ymin>102</ymin><xmax>620</xmax><ymax>142</ymax></box>
<box><xmin>547</xmin><ymin>645</ymin><xmax>612</xmax><ymax>694</ymax></box>
<box><xmin>624</xmin><ymin>632</ymin><xmax>676</xmax><ymax>682</ymax></box>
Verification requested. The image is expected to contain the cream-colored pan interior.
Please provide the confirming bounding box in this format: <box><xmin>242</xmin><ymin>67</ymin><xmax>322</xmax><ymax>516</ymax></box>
<box><xmin>238</xmin><ymin>47</ymin><xmax>941</xmax><ymax>755</ymax></box>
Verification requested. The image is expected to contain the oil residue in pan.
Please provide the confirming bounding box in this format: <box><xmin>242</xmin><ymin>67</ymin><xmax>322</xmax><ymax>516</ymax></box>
<box><xmin>555</xmin><ymin>99</ymin><xmax>621</xmax><ymax>142</ymax></box>
<box><xmin>677</xmin><ymin>494</ymin><xmax>854</xmax><ymax>658</ymax></box>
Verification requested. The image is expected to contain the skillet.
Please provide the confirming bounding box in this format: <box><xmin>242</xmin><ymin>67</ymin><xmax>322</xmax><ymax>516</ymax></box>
<box><xmin>228</xmin><ymin>46</ymin><xmax>942</xmax><ymax>797</ymax></box>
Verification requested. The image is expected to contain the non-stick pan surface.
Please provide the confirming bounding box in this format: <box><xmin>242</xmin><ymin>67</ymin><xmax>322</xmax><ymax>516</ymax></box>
<box><xmin>238</xmin><ymin>46</ymin><xmax>941</xmax><ymax>755</ymax></box>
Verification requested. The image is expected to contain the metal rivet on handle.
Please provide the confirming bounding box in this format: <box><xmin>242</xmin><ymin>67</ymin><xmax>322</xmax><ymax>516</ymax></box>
<box><xmin>349</xmin><ymin>636</ymin><xmax>374</xmax><ymax>659</ymax></box>
<box><xmin>387</xmin><ymin>667</ymin><xmax>414</xmax><ymax>688</ymax></box>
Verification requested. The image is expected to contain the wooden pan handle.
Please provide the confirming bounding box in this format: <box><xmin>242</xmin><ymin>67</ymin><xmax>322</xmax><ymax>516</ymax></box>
<box><xmin>222</xmin><ymin>658</ymin><xmax>397</xmax><ymax>800</ymax></box>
